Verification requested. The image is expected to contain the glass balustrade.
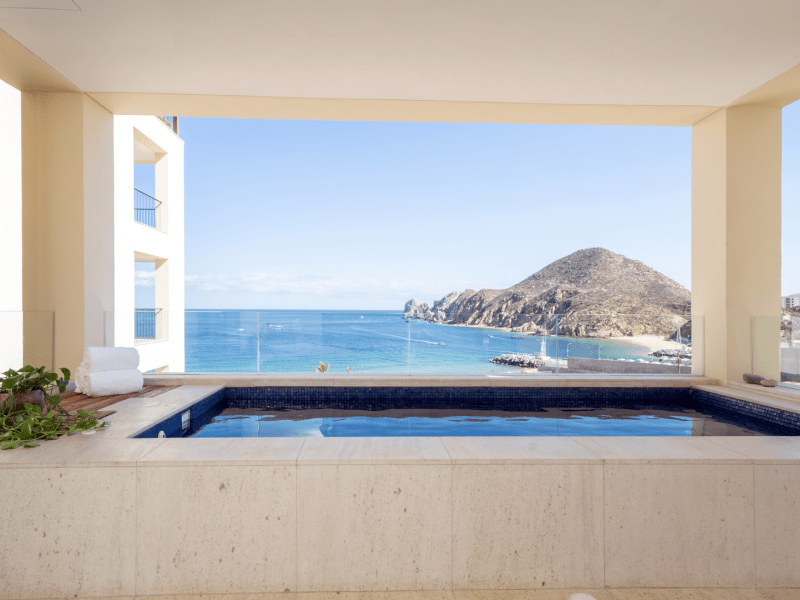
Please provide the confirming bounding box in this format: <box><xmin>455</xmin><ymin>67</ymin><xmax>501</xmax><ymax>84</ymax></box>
<box><xmin>100</xmin><ymin>309</ymin><xmax>697</xmax><ymax>375</ymax></box>
<box><xmin>0</xmin><ymin>310</ymin><xmax>54</xmax><ymax>370</ymax></box>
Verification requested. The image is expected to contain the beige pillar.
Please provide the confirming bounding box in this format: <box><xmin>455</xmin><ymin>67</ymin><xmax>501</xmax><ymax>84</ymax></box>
<box><xmin>21</xmin><ymin>92</ymin><xmax>116</xmax><ymax>373</ymax></box>
<box><xmin>692</xmin><ymin>105</ymin><xmax>782</xmax><ymax>384</ymax></box>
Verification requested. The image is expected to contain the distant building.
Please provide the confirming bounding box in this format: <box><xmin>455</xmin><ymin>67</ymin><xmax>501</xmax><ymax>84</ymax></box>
<box><xmin>783</xmin><ymin>294</ymin><xmax>800</xmax><ymax>310</ymax></box>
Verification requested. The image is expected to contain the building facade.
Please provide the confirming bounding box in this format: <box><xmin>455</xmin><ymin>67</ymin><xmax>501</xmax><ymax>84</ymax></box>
<box><xmin>0</xmin><ymin>81</ymin><xmax>184</xmax><ymax>374</ymax></box>
<box><xmin>783</xmin><ymin>294</ymin><xmax>800</xmax><ymax>310</ymax></box>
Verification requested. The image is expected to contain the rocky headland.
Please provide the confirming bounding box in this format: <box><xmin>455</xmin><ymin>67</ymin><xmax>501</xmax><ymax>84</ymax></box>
<box><xmin>403</xmin><ymin>248</ymin><xmax>691</xmax><ymax>340</ymax></box>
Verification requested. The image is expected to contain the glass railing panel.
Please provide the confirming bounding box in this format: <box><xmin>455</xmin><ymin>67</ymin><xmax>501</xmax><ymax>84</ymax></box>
<box><xmin>552</xmin><ymin>313</ymin><xmax>693</xmax><ymax>375</ymax></box>
<box><xmin>752</xmin><ymin>315</ymin><xmax>778</xmax><ymax>381</ymax></box>
<box><xmin>185</xmin><ymin>310</ymin><xmax>259</xmax><ymax>372</ymax></box>
<box><xmin>0</xmin><ymin>310</ymin><xmax>54</xmax><ymax>371</ymax></box>
<box><xmin>752</xmin><ymin>315</ymin><xmax>795</xmax><ymax>387</ymax></box>
<box><xmin>780</xmin><ymin>314</ymin><xmax>800</xmax><ymax>390</ymax></box>
<box><xmin>98</xmin><ymin>310</ymin><xmax>697</xmax><ymax>375</ymax></box>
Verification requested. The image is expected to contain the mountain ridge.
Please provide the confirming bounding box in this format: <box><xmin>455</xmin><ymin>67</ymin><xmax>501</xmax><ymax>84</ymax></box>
<box><xmin>403</xmin><ymin>248</ymin><xmax>691</xmax><ymax>338</ymax></box>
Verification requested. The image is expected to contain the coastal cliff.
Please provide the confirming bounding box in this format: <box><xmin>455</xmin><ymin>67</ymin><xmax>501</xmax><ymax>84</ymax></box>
<box><xmin>403</xmin><ymin>248</ymin><xmax>691</xmax><ymax>338</ymax></box>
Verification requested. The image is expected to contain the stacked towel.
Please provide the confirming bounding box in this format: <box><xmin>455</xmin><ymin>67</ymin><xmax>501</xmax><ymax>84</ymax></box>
<box><xmin>75</xmin><ymin>347</ymin><xmax>143</xmax><ymax>397</ymax></box>
<box><xmin>81</xmin><ymin>347</ymin><xmax>139</xmax><ymax>372</ymax></box>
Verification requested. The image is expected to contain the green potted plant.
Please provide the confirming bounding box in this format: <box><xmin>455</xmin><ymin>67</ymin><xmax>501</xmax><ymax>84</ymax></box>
<box><xmin>0</xmin><ymin>365</ymin><xmax>70</xmax><ymax>409</ymax></box>
<box><xmin>0</xmin><ymin>365</ymin><xmax>106</xmax><ymax>450</ymax></box>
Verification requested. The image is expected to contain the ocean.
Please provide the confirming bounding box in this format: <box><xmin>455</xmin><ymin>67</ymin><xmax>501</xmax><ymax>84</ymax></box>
<box><xmin>184</xmin><ymin>310</ymin><xmax>653</xmax><ymax>373</ymax></box>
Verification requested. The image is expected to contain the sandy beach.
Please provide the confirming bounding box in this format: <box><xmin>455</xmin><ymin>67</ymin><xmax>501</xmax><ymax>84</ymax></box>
<box><xmin>423</xmin><ymin>320</ymin><xmax>688</xmax><ymax>354</ymax></box>
<box><xmin>609</xmin><ymin>334</ymin><xmax>687</xmax><ymax>353</ymax></box>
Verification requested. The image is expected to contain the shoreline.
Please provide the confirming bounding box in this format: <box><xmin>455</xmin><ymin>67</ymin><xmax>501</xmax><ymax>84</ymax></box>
<box><xmin>409</xmin><ymin>317</ymin><xmax>686</xmax><ymax>353</ymax></box>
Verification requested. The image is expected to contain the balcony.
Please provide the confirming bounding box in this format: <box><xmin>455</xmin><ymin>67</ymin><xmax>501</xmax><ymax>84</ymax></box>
<box><xmin>157</xmin><ymin>115</ymin><xmax>178</xmax><ymax>134</ymax></box>
<box><xmin>134</xmin><ymin>188</ymin><xmax>164</xmax><ymax>231</ymax></box>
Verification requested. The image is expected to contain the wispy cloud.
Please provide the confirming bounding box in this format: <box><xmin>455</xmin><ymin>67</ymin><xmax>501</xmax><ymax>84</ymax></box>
<box><xmin>184</xmin><ymin>272</ymin><xmax>469</xmax><ymax>301</ymax></box>
<box><xmin>135</xmin><ymin>270</ymin><xmax>156</xmax><ymax>287</ymax></box>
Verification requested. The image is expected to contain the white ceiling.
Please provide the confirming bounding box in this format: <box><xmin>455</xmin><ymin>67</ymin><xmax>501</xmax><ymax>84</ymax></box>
<box><xmin>2</xmin><ymin>0</ymin><xmax>800</xmax><ymax>107</ymax></box>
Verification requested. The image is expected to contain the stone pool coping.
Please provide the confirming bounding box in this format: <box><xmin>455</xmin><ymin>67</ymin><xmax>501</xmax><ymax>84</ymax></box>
<box><xmin>142</xmin><ymin>372</ymin><xmax>718</xmax><ymax>388</ymax></box>
<box><xmin>3</xmin><ymin>432</ymin><xmax>800</xmax><ymax>468</ymax></box>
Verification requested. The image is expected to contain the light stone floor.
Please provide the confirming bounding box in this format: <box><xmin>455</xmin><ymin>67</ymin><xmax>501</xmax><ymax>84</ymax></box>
<box><xmin>27</xmin><ymin>590</ymin><xmax>800</xmax><ymax>599</ymax></box>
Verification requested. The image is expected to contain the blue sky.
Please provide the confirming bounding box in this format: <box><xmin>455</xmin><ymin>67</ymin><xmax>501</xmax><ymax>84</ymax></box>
<box><xmin>135</xmin><ymin>102</ymin><xmax>800</xmax><ymax>309</ymax></box>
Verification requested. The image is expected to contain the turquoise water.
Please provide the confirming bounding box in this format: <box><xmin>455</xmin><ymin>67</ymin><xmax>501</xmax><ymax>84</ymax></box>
<box><xmin>185</xmin><ymin>309</ymin><xmax>654</xmax><ymax>373</ymax></box>
<box><xmin>190</xmin><ymin>413</ymin><xmax>704</xmax><ymax>437</ymax></box>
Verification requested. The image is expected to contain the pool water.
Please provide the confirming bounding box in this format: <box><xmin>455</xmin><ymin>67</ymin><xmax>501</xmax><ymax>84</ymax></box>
<box><xmin>188</xmin><ymin>406</ymin><xmax>767</xmax><ymax>437</ymax></box>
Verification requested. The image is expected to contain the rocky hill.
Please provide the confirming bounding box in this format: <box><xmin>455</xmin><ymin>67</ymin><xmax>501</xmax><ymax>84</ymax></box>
<box><xmin>403</xmin><ymin>248</ymin><xmax>691</xmax><ymax>338</ymax></box>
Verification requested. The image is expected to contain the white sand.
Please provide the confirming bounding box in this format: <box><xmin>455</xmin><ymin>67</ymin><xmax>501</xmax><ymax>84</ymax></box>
<box><xmin>416</xmin><ymin>319</ymin><xmax>687</xmax><ymax>353</ymax></box>
<box><xmin>610</xmin><ymin>335</ymin><xmax>686</xmax><ymax>353</ymax></box>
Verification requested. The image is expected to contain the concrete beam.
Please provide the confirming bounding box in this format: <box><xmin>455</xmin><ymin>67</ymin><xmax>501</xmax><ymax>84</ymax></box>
<box><xmin>0</xmin><ymin>27</ymin><xmax>78</xmax><ymax>94</ymax></box>
<box><xmin>87</xmin><ymin>92</ymin><xmax>719</xmax><ymax>127</ymax></box>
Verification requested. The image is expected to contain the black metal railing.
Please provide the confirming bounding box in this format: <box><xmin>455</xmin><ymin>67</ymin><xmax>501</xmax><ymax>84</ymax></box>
<box><xmin>134</xmin><ymin>308</ymin><xmax>167</xmax><ymax>344</ymax></box>
<box><xmin>134</xmin><ymin>188</ymin><xmax>162</xmax><ymax>229</ymax></box>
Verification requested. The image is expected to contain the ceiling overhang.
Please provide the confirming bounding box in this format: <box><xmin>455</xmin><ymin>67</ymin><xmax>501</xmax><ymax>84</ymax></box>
<box><xmin>2</xmin><ymin>1</ymin><xmax>800</xmax><ymax>126</ymax></box>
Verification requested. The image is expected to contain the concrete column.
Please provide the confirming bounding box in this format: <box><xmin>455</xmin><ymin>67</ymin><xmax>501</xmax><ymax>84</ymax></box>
<box><xmin>692</xmin><ymin>105</ymin><xmax>782</xmax><ymax>383</ymax></box>
<box><xmin>21</xmin><ymin>92</ymin><xmax>116</xmax><ymax>373</ymax></box>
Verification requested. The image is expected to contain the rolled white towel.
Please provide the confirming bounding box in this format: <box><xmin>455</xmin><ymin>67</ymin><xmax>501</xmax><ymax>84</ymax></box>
<box><xmin>78</xmin><ymin>369</ymin><xmax>143</xmax><ymax>397</ymax></box>
<box><xmin>74</xmin><ymin>366</ymin><xmax>88</xmax><ymax>394</ymax></box>
<box><xmin>81</xmin><ymin>347</ymin><xmax>140</xmax><ymax>373</ymax></box>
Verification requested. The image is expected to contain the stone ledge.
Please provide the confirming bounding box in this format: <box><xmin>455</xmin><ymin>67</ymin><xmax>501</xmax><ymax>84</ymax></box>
<box><xmin>143</xmin><ymin>373</ymin><xmax>718</xmax><ymax>388</ymax></box>
<box><xmin>3</xmin><ymin>434</ymin><xmax>799</xmax><ymax>468</ymax></box>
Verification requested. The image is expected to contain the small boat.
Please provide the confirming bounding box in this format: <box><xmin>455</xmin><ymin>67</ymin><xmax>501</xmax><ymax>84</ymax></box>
<box><xmin>238</xmin><ymin>328</ymin><xmax>244</xmax><ymax>331</ymax></box>
<box><xmin>438</xmin><ymin>342</ymin><xmax>445</xmax><ymax>345</ymax></box>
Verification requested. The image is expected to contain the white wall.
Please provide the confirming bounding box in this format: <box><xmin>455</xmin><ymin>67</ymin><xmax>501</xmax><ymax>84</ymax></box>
<box><xmin>113</xmin><ymin>116</ymin><xmax>185</xmax><ymax>372</ymax></box>
<box><xmin>0</xmin><ymin>79</ymin><xmax>22</xmax><ymax>369</ymax></box>
<box><xmin>83</xmin><ymin>94</ymin><xmax>117</xmax><ymax>351</ymax></box>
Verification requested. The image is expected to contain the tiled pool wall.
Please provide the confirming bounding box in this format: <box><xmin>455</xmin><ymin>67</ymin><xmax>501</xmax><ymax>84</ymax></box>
<box><xmin>692</xmin><ymin>388</ymin><xmax>800</xmax><ymax>433</ymax></box>
<box><xmin>137</xmin><ymin>388</ymin><xmax>226</xmax><ymax>438</ymax></box>
<box><xmin>138</xmin><ymin>386</ymin><xmax>800</xmax><ymax>437</ymax></box>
